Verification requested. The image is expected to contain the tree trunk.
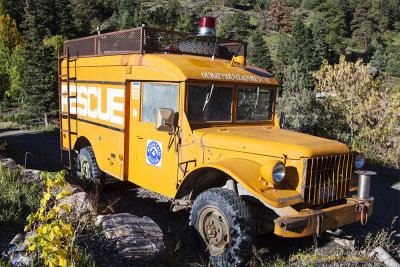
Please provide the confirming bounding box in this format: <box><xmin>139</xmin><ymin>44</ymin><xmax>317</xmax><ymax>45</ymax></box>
<box><xmin>44</xmin><ymin>113</ymin><xmax>48</xmax><ymax>127</ymax></box>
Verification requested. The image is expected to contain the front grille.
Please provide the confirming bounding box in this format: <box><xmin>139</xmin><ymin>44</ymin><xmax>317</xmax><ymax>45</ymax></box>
<box><xmin>302</xmin><ymin>153</ymin><xmax>354</xmax><ymax>205</ymax></box>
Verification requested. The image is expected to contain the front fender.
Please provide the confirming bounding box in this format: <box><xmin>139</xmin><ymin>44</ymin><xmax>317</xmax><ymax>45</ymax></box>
<box><xmin>175</xmin><ymin>158</ymin><xmax>303</xmax><ymax>208</ymax></box>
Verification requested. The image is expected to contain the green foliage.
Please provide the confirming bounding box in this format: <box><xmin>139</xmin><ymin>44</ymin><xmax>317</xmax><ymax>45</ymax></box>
<box><xmin>277</xmin><ymin>61</ymin><xmax>323</xmax><ymax>133</ymax></box>
<box><xmin>371</xmin><ymin>44</ymin><xmax>400</xmax><ymax>77</ymax></box>
<box><xmin>312</xmin><ymin>15</ymin><xmax>329</xmax><ymax>66</ymax></box>
<box><xmin>0</xmin><ymin>3</ymin><xmax>23</xmax><ymax>48</ymax></box>
<box><xmin>302</xmin><ymin>0</ymin><xmax>324</xmax><ymax>10</ymax></box>
<box><xmin>350</xmin><ymin>0</ymin><xmax>380</xmax><ymax>51</ymax></box>
<box><xmin>249</xmin><ymin>31</ymin><xmax>274</xmax><ymax>71</ymax></box>
<box><xmin>0</xmin><ymin>166</ymin><xmax>42</xmax><ymax>226</ymax></box>
<box><xmin>217</xmin><ymin>11</ymin><xmax>251</xmax><ymax>41</ymax></box>
<box><xmin>146</xmin><ymin>0</ymin><xmax>183</xmax><ymax>31</ymax></box>
<box><xmin>316</xmin><ymin>0</ymin><xmax>348</xmax><ymax>62</ymax></box>
<box><xmin>21</xmin><ymin>0</ymin><xmax>58</xmax><ymax>123</ymax></box>
<box><xmin>118</xmin><ymin>0</ymin><xmax>141</xmax><ymax>30</ymax></box>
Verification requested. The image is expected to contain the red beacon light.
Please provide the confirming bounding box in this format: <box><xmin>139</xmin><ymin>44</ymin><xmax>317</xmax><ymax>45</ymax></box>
<box><xmin>198</xmin><ymin>16</ymin><xmax>216</xmax><ymax>36</ymax></box>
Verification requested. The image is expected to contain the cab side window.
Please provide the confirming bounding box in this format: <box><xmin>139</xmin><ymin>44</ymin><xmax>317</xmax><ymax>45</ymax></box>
<box><xmin>142</xmin><ymin>83</ymin><xmax>178</xmax><ymax>123</ymax></box>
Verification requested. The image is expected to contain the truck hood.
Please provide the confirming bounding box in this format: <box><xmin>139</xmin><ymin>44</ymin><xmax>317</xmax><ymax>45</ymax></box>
<box><xmin>194</xmin><ymin>126</ymin><xmax>350</xmax><ymax>159</ymax></box>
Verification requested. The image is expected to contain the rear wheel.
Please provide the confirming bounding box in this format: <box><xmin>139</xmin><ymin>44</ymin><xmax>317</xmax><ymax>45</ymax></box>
<box><xmin>77</xmin><ymin>146</ymin><xmax>103</xmax><ymax>184</ymax></box>
<box><xmin>190</xmin><ymin>188</ymin><xmax>255</xmax><ymax>266</ymax></box>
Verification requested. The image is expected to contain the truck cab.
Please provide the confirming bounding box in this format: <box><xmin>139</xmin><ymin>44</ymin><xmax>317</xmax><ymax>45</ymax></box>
<box><xmin>59</xmin><ymin>23</ymin><xmax>373</xmax><ymax>266</ymax></box>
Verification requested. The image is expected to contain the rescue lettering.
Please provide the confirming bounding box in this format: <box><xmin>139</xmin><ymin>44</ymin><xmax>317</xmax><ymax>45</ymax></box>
<box><xmin>61</xmin><ymin>85</ymin><xmax>124</xmax><ymax>125</ymax></box>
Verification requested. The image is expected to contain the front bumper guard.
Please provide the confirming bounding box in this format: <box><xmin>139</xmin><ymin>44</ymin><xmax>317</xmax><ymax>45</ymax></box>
<box><xmin>274</xmin><ymin>197</ymin><xmax>374</xmax><ymax>238</ymax></box>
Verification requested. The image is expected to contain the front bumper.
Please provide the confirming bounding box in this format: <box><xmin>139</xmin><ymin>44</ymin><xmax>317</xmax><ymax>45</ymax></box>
<box><xmin>274</xmin><ymin>197</ymin><xmax>374</xmax><ymax>238</ymax></box>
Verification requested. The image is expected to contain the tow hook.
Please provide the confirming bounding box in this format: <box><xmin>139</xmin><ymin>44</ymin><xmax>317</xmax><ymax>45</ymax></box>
<box><xmin>355</xmin><ymin>202</ymin><xmax>370</xmax><ymax>225</ymax></box>
<box><xmin>315</xmin><ymin>210</ymin><xmax>324</xmax><ymax>237</ymax></box>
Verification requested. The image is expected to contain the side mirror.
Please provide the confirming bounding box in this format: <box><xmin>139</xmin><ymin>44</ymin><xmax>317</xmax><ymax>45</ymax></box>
<box><xmin>156</xmin><ymin>108</ymin><xmax>174</xmax><ymax>133</ymax></box>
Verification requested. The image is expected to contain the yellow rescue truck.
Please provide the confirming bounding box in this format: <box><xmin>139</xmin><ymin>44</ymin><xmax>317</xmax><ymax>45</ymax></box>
<box><xmin>58</xmin><ymin>18</ymin><xmax>374</xmax><ymax>266</ymax></box>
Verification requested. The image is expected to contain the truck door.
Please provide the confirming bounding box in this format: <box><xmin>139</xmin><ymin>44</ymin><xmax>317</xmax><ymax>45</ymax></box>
<box><xmin>128</xmin><ymin>81</ymin><xmax>179</xmax><ymax>197</ymax></box>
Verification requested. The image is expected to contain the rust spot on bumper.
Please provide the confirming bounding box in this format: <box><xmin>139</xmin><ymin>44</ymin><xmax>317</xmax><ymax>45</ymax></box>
<box><xmin>274</xmin><ymin>197</ymin><xmax>374</xmax><ymax>238</ymax></box>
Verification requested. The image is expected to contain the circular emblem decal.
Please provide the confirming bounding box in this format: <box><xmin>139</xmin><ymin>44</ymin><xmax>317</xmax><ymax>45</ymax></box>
<box><xmin>146</xmin><ymin>141</ymin><xmax>162</xmax><ymax>165</ymax></box>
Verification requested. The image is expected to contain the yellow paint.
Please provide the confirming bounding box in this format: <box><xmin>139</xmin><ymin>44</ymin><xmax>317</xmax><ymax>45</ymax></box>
<box><xmin>60</xmin><ymin>52</ymin><xmax>358</xmax><ymax>220</ymax></box>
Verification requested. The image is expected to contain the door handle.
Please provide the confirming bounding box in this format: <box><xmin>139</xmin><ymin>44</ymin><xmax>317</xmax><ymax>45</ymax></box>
<box><xmin>137</xmin><ymin>136</ymin><xmax>143</xmax><ymax>139</ymax></box>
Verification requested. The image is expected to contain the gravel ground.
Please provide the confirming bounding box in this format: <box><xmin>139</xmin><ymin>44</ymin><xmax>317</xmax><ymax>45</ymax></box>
<box><xmin>1</xmin><ymin>127</ymin><xmax>399</xmax><ymax>266</ymax></box>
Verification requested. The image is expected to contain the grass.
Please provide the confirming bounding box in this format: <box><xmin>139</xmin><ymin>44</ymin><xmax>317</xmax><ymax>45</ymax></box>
<box><xmin>0</xmin><ymin>166</ymin><xmax>43</xmax><ymax>226</ymax></box>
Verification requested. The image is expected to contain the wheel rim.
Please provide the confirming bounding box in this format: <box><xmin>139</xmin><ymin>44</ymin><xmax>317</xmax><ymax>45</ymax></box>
<box><xmin>80</xmin><ymin>157</ymin><xmax>91</xmax><ymax>180</ymax></box>
<box><xmin>198</xmin><ymin>207</ymin><xmax>230</xmax><ymax>256</ymax></box>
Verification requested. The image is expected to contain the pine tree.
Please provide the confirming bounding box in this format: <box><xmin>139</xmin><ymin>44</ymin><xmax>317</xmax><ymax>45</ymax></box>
<box><xmin>312</xmin><ymin>15</ymin><xmax>329</xmax><ymax>65</ymax></box>
<box><xmin>218</xmin><ymin>12</ymin><xmax>251</xmax><ymax>41</ymax></box>
<box><xmin>118</xmin><ymin>0</ymin><xmax>139</xmax><ymax>30</ymax></box>
<box><xmin>20</xmin><ymin>0</ymin><xmax>57</xmax><ymax>125</ymax></box>
<box><xmin>249</xmin><ymin>31</ymin><xmax>274</xmax><ymax>72</ymax></box>
<box><xmin>290</xmin><ymin>17</ymin><xmax>318</xmax><ymax>71</ymax></box>
<box><xmin>370</xmin><ymin>43</ymin><xmax>387</xmax><ymax>71</ymax></box>
<box><xmin>350</xmin><ymin>0</ymin><xmax>380</xmax><ymax>51</ymax></box>
<box><xmin>55</xmin><ymin>0</ymin><xmax>77</xmax><ymax>38</ymax></box>
<box><xmin>316</xmin><ymin>0</ymin><xmax>347</xmax><ymax>62</ymax></box>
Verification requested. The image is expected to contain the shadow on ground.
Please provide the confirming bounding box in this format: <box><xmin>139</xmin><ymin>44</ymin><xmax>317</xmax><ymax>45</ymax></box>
<box><xmin>1</xmin><ymin>128</ymin><xmax>399</xmax><ymax>265</ymax></box>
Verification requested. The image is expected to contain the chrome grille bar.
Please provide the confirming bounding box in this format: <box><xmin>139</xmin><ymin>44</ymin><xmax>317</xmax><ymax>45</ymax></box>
<box><xmin>303</xmin><ymin>153</ymin><xmax>353</xmax><ymax>205</ymax></box>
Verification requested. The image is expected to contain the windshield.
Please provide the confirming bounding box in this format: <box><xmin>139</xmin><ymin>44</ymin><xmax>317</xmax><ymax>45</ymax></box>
<box><xmin>237</xmin><ymin>87</ymin><xmax>274</xmax><ymax>121</ymax></box>
<box><xmin>188</xmin><ymin>85</ymin><xmax>233</xmax><ymax>122</ymax></box>
<box><xmin>187</xmin><ymin>84</ymin><xmax>275</xmax><ymax>123</ymax></box>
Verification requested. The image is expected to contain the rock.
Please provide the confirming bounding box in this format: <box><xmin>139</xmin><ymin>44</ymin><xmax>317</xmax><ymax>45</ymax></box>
<box><xmin>95</xmin><ymin>213</ymin><xmax>165</xmax><ymax>262</ymax></box>
<box><xmin>63</xmin><ymin>183</ymin><xmax>85</xmax><ymax>195</ymax></box>
<box><xmin>9</xmin><ymin>234</ymin><xmax>27</xmax><ymax>252</ymax></box>
<box><xmin>21</xmin><ymin>169</ymin><xmax>41</xmax><ymax>183</ymax></box>
<box><xmin>333</xmin><ymin>236</ymin><xmax>356</xmax><ymax>251</ymax></box>
<box><xmin>10</xmin><ymin>254</ymin><xmax>32</xmax><ymax>266</ymax></box>
<box><xmin>369</xmin><ymin>246</ymin><xmax>400</xmax><ymax>267</ymax></box>
<box><xmin>59</xmin><ymin>191</ymin><xmax>96</xmax><ymax>218</ymax></box>
<box><xmin>0</xmin><ymin>156</ymin><xmax>16</xmax><ymax>168</ymax></box>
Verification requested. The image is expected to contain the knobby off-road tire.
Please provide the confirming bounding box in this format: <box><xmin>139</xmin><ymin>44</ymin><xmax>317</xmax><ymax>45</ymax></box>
<box><xmin>78</xmin><ymin>146</ymin><xmax>103</xmax><ymax>184</ymax></box>
<box><xmin>190</xmin><ymin>188</ymin><xmax>255</xmax><ymax>266</ymax></box>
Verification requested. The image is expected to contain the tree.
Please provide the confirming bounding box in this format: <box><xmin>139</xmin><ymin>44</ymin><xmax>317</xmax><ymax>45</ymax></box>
<box><xmin>370</xmin><ymin>43</ymin><xmax>387</xmax><ymax>71</ymax></box>
<box><xmin>217</xmin><ymin>11</ymin><xmax>251</xmax><ymax>41</ymax></box>
<box><xmin>268</xmin><ymin>0</ymin><xmax>294</xmax><ymax>33</ymax></box>
<box><xmin>312</xmin><ymin>15</ymin><xmax>329</xmax><ymax>66</ymax></box>
<box><xmin>0</xmin><ymin>3</ymin><xmax>23</xmax><ymax>48</ymax></box>
<box><xmin>54</xmin><ymin>0</ymin><xmax>77</xmax><ymax>38</ymax></box>
<box><xmin>314</xmin><ymin>56</ymin><xmax>400</xmax><ymax>168</ymax></box>
<box><xmin>290</xmin><ymin>17</ymin><xmax>318</xmax><ymax>71</ymax></box>
<box><xmin>350</xmin><ymin>0</ymin><xmax>380</xmax><ymax>51</ymax></box>
<box><xmin>146</xmin><ymin>0</ymin><xmax>183</xmax><ymax>30</ymax></box>
<box><xmin>249</xmin><ymin>31</ymin><xmax>273</xmax><ymax>72</ymax></box>
<box><xmin>316</xmin><ymin>0</ymin><xmax>347</xmax><ymax>62</ymax></box>
<box><xmin>277</xmin><ymin>61</ymin><xmax>322</xmax><ymax>134</ymax></box>
<box><xmin>21</xmin><ymin>0</ymin><xmax>58</xmax><ymax>125</ymax></box>
<box><xmin>118</xmin><ymin>0</ymin><xmax>140</xmax><ymax>30</ymax></box>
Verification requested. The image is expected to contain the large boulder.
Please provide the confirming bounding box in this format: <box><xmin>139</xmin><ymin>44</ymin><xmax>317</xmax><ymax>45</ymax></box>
<box><xmin>58</xmin><ymin>188</ymin><xmax>96</xmax><ymax>218</ymax></box>
<box><xmin>95</xmin><ymin>213</ymin><xmax>165</xmax><ymax>262</ymax></box>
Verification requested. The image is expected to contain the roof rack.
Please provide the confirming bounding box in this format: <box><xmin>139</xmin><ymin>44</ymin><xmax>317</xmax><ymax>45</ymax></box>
<box><xmin>63</xmin><ymin>26</ymin><xmax>247</xmax><ymax>60</ymax></box>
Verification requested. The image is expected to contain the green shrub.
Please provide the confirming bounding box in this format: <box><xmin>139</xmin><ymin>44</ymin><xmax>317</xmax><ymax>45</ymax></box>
<box><xmin>0</xmin><ymin>166</ymin><xmax>42</xmax><ymax>226</ymax></box>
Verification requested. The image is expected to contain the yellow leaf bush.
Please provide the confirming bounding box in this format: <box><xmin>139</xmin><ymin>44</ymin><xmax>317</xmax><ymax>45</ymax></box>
<box><xmin>25</xmin><ymin>171</ymin><xmax>80</xmax><ymax>267</ymax></box>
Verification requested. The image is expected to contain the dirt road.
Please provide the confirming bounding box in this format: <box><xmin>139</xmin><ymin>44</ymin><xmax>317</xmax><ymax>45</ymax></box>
<box><xmin>1</xmin><ymin>127</ymin><xmax>399</xmax><ymax>265</ymax></box>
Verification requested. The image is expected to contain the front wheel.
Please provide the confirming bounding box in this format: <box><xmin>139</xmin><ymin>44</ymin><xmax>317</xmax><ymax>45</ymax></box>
<box><xmin>190</xmin><ymin>188</ymin><xmax>255</xmax><ymax>266</ymax></box>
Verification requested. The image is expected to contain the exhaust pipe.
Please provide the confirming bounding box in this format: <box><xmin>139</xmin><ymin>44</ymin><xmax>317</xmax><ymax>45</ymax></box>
<box><xmin>355</xmin><ymin>170</ymin><xmax>376</xmax><ymax>199</ymax></box>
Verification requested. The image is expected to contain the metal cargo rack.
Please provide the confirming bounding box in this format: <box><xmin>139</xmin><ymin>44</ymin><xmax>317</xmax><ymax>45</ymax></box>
<box><xmin>63</xmin><ymin>26</ymin><xmax>247</xmax><ymax>60</ymax></box>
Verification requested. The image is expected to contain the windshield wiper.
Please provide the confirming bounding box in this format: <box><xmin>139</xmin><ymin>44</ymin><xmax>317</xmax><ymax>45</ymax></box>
<box><xmin>202</xmin><ymin>84</ymin><xmax>215</xmax><ymax>111</ymax></box>
<box><xmin>254</xmin><ymin>86</ymin><xmax>260</xmax><ymax>110</ymax></box>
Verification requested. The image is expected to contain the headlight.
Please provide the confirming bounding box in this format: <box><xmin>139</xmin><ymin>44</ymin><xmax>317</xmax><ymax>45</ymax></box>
<box><xmin>355</xmin><ymin>153</ymin><xmax>365</xmax><ymax>169</ymax></box>
<box><xmin>272</xmin><ymin>163</ymin><xmax>285</xmax><ymax>183</ymax></box>
<box><xmin>260</xmin><ymin>160</ymin><xmax>286</xmax><ymax>185</ymax></box>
